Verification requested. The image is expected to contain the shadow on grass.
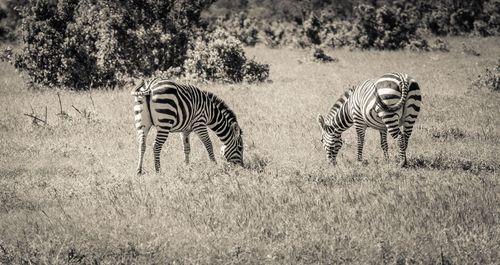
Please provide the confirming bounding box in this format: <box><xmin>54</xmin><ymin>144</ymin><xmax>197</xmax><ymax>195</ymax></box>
<box><xmin>244</xmin><ymin>153</ymin><xmax>269</xmax><ymax>173</ymax></box>
<box><xmin>408</xmin><ymin>153</ymin><xmax>497</xmax><ymax>174</ymax></box>
<box><xmin>430</xmin><ymin>127</ymin><xmax>466</xmax><ymax>140</ymax></box>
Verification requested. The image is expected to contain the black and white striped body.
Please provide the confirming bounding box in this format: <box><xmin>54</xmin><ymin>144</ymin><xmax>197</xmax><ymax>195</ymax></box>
<box><xmin>318</xmin><ymin>73</ymin><xmax>421</xmax><ymax>166</ymax></box>
<box><xmin>132</xmin><ymin>78</ymin><xmax>244</xmax><ymax>174</ymax></box>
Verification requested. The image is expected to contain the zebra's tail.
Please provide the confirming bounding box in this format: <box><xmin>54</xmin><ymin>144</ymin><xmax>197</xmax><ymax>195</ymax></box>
<box><xmin>375</xmin><ymin>79</ymin><xmax>409</xmax><ymax>112</ymax></box>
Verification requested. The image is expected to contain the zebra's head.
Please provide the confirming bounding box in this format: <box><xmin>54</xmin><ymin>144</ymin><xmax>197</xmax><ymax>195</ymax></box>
<box><xmin>220</xmin><ymin>122</ymin><xmax>244</xmax><ymax>166</ymax></box>
<box><xmin>317</xmin><ymin>114</ymin><xmax>343</xmax><ymax>165</ymax></box>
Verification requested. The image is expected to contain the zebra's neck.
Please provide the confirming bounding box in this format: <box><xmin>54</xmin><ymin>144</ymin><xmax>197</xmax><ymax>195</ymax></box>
<box><xmin>325</xmin><ymin>88</ymin><xmax>354</xmax><ymax>134</ymax></box>
<box><xmin>206</xmin><ymin>93</ymin><xmax>238</xmax><ymax>145</ymax></box>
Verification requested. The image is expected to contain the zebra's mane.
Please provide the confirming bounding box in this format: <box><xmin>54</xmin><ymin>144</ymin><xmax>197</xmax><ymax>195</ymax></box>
<box><xmin>326</xmin><ymin>86</ymin><xmax>355</xmax><ymax>122</ymax></box>
<box><xmin>206</xmin><ymin>91</ymin><xmax>238</xmax><ymax>123</ymax></box>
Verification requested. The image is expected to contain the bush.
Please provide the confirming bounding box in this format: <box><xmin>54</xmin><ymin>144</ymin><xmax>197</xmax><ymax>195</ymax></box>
<box><xmin>0</xmin><ymin>0</ymin><xmax>26</xmax><ymax>42</ymax></box>
<box><xmin>184</xmin><ymin>29</ymin><xmax>269</xmax><ymax>83</ymax></box>
<box><xmin>244</xmin><ymin>59</ymin><xmax>270</xmax><ymax>83</ymax></box>
<box><xmin>214</xmin><ymin>13</ymin><xmax>259</xmax><ymax>46</ymax></box>
<box><xmin>312</xmin><ymin>48</ymin><xmax>338</xmax><ymax>63</ymax></box>
<box><xmin>407</xmin><ymin>38</ymin><xmax>450</xmax><ymax>52</ymax></box>
<box><xmin>11</xmin><ymin>0</ymin><xmax>215</xmax><ymax>89</ymax></box>
<box><xmin>474</xmin><ymin>1</ymin><xmax>500</xmax><ymax>36</ymax></box>
<box><xmin>471</xmin><ymin>58</ymin><xmax>500</xmax><ymax>92</ymax></box>
<box><xmin>303</xmin><ymin>13</ymin><xmax>322</xmax><ymax>46</ymax></box>
<box><xmin>350</xmin><ymin>4</ymin><xmax>420</xmax><ymax>50</ymax></box>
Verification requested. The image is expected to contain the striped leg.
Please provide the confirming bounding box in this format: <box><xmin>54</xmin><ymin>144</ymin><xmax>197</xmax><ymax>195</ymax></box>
<box><xmin>180</xmin><ymin>131</ymin><xmax>191</xmax><ymax>164</ymax></box>
<box><xmin>194</xmin><ymin>126</ymin><xmax>216</xmax><ymax>162</ymax></box>
<box><xmin>379</xmin><ymin>130</ymin><xmax>389</xmax><ymax>159</ymax></box>
<box><xmin>355</xmin><ymin>125</ymin><xmax>367</xmax><ymax>162</ymax></box>
<box><xmin>136</xmin><ymin>125</ymin><xmax>151</xmax><ymax>175</ymax></box>
<box><xmin>398</xmin><ymin>133</ymin><xmax>408</xmax><ymax>167</ymax></box>
<box><xmin>154</xmin><ymin>128</ymin><xmax>170</xmax><ymax>173</ymax></box>
<box><xmin>380</xmin><ymin>111</ymin><xmax>401</xmax><ymax>139</ymax></box>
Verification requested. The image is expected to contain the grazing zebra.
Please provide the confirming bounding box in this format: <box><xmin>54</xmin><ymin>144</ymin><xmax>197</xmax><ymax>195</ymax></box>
<box><xmin>132</xmin><ymin>78</ymin><xmax>244</xmax><ymax>174</ymax></box>
<box><xmin>317</xmin><ymin>72</ymin><xmax>421</xmax><ymax>167</ymax></box>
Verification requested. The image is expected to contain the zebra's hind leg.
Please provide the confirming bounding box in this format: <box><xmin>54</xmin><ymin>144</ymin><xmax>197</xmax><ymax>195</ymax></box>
<box><xmin>181</xmin><ymin>131</ymin><xmax>191</xmax><ymax>164</ymax></box>
<box><xmin>379</xmin><ymin>130</ymin><xmax>389</xmax><ymax>160</ymax></box>
<box><xmin>397</xmin><ymin>133</ymin><xmax>409</xmax><ymax>167</ymax></box>
<box><xmin>136</xmin><ymin>125</ymin><xmax>151</xmax><ymax>175</ymax></box>
<box><xmin>153</xmin><ymin>127</ymin><xmax>170</xmax><ymax>173</ymax></box>
<box><xmin>194</xmin><ymin>126</ymin><xmax>216</xmax><ymax>162</ymax></box>
<box><xmin>398</xmin><ymin>126</ymin><xmax>415</xmax><ymax>167</ymax></box>
<box><xmin>355</xmin><ymin>125</ymin><xmax>367</xmax><ymax>163</ymax></box>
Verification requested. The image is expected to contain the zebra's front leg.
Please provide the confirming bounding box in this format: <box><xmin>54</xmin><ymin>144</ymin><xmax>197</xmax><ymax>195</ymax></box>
<box><xmin>355</xmin><ymin>126</ymin><xmax>367</xmax><ymax>162</ymax></box>
<box><xmin>180</xmin><ymin>131</ymin><xmax>191</xmax><ymax>164</ymax></box>
<box><xmin>379</xmin><ymin>130</ymin><xmax>389</xmax><ymax>160</ymax></box>
<box><xmin>153</xmin><ymin>128</ymin><xmax>170</xmax><ymax>173</ymax></box>
<box><xmin>136</xmin><ymin>125</ymin><xmax>151</xmax><ymax>175</ymax></box>
<box><xmin>194</xmin><ymin>126</ymin><xmax>216</xmax><ymax>162</ymax></box>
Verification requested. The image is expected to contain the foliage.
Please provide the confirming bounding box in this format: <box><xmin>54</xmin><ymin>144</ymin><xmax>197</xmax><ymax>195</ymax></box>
<box><xmin>472</xmin><ymin>57</ymin><xmax>500</xmax><ymax>92</ymax></box>
<box><xmin>349</xmin><ymin>4</ymin><xmax>420</xmax><ymax>50</ymax></box>
<box><xmin>473</xmin><ymin>0</ymin><xmax>500</xmax><ymax>36</ymax></box>
<box><xmin>303</xmin><ymin>13</ymin><xmax>322</xmax><ymax>46</ymax></box>
<box><xmin>312</xmin><ymin>48</ymin><xmax>337</xmax><ymax>62</ymax></box>
<box><xmin>11</xmin><ymin>0</ymin><xmax>215</xmax><ymax>89</ymax></box>
<box><xmin>213</xmin><ymin>12</ymin><xmax>259</xmax><ymax>46</ymax></box>
<box><xmin>0</xmin><ymin>0</ymin><xmax>27</xmax><ymax>41</ymax></box>
<box><xmin>407</xmin><ymin>38</ymin><xmax>450</xmax><ymax>52</ymax></box>
<box><xmin>244</xmin><ymin>59</ymin><xmax>270</xmax><ymax>82</ymax></box>
<box><xmin>208</xmin><ymin>1</ymin><xmax>500</xmax><ymax>50</ymax></box>
<box><xmin>184</xmin><ymin>29</ymin><xmax>269</xmax><ymax>83</ymax></box>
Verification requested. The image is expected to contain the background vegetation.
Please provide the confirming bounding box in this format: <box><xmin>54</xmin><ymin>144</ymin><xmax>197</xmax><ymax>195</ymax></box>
<box><xmin>1</xmin><ymin>37</ymin><xmax>499</xmax><ymax>264</ymax></box>
<box><xmin>1</xmin><ymin>0</ymin><xmax>499</xmax><ymax>89</ymax></box>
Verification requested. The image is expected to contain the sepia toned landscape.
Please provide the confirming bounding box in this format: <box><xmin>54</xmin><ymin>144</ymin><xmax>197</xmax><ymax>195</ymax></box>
<box><xmin>1</xmin><ymin>0</ymin><xmax>500</xmax><ymax>264</ymax></box>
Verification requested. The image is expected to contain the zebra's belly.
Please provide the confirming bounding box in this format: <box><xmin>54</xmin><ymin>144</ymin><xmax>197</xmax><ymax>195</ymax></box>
<box><xmin>149</xmin><ymin>99</ymin><xmax>198</xmax><ymax>132</ymax></box>
<box><xmin>149</xmin><ymin>93</ymin><xmax>182</xmax><ymax>129</ymax></box>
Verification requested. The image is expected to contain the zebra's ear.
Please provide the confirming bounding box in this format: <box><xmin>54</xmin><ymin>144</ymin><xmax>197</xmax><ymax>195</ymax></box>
<box><xmin>131</xmin><ymin>79</ymin><xmax>145</xmax><ymax>94</ymax></box>
<box><xmin>317</xmin><ymin>114</ymin><xmax>326</xmax><ymax>130</ymax></box>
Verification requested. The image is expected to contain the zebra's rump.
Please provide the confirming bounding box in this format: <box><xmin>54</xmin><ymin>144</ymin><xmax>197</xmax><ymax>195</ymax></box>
<box><xmin>353</xmin><ymin>73</ymin><xmax>420</xmax><ymax>132</ymax></box>
<box><xmin>374</xmin><ymin>73</ymin><xmax>407</xmax><ymax>109</ymax></box>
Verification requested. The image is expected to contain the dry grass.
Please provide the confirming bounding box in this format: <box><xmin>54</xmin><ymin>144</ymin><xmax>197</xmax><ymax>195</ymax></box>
<box><xmin>1</xmin><ymin>37</ymin><xmax>499</xmax><ymax>264</ymax></box>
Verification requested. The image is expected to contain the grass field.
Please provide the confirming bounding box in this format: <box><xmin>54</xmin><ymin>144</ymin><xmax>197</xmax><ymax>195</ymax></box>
<box><xmin>1</xmin><ymin>37</ymin><xmax>499</xmax><ymax>264</ymax></box>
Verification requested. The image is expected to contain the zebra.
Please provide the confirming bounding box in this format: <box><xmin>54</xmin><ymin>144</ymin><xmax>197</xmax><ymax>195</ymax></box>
<box><xmin>317</xmin><ymin>72</ymin><xmax>421</xmax><ymax>167</ymax></box>
<box><xmin>132</xmin><ymin>78</ymin><xmax>244</xmax><ymax>175</ymax></box>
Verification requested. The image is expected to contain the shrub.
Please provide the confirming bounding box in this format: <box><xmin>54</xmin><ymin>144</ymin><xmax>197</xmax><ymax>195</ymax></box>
<box><xmin>312</xmin><ymin>48</ymin><xmax>338</xmax><ymax>63</ymax></box>
<box><xmin>0</xmin><ymin>0</ymin><xmax>26</xmax><ymax>42</ymax></box>
<box><xmin>430</xmin><ymin>38</ymin><xmax>450</xmax><ymax>52</ymax></box>
<box><xmin>244</xmin><ymin>59</ymin><xmax>270</xmax><ymax>83</ymax></box>
<box><xmin>320</xmin><ymin>21</ymin><xmax>352</xmax><ymax>48</ymax></box>
<box><xmin>471</xmin><ymin>58</ymin><xmax>500</xmax><ymax>92</ymax></box>
<box><xmin>215</xmin><ymin>13</ymin><xmax>259</xmax><ymax>46</ymax></box>
<box><xmin>303</xmin><ymin>13</ymin><xmax>322</xmax><ymax>46</ymax></box>
<box><xmin>407</xmin><ymin>38</ymin><xmax>450</xmax><ymax>52</ymax></box>
<box><xmin>184</xmin><ymin>30</ymin><xmax>246</xmax><ymax>82</ymax></box>
<box><xmin>350</xmin><ymin>4</ymin><xmax>420</xmax><ymax>50</ymax></box>
<box><xmin>474</xmin><ymin>1</ymin><xmax>500</xmax><ymax>36</ymax></box>
<box><xmin>184</xmin><ymin>29</ymin><xmax>269</xmax><ymax>83</ymax></box>
<box><xmin>11</xmin><ymin>0</ymin><xmax>215</xmax><ymax>89</ymax></box>
<box><xmin>408</xmin><ymin>39</ymin><xmax>430</xmax><ymax>52</ymax></box>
